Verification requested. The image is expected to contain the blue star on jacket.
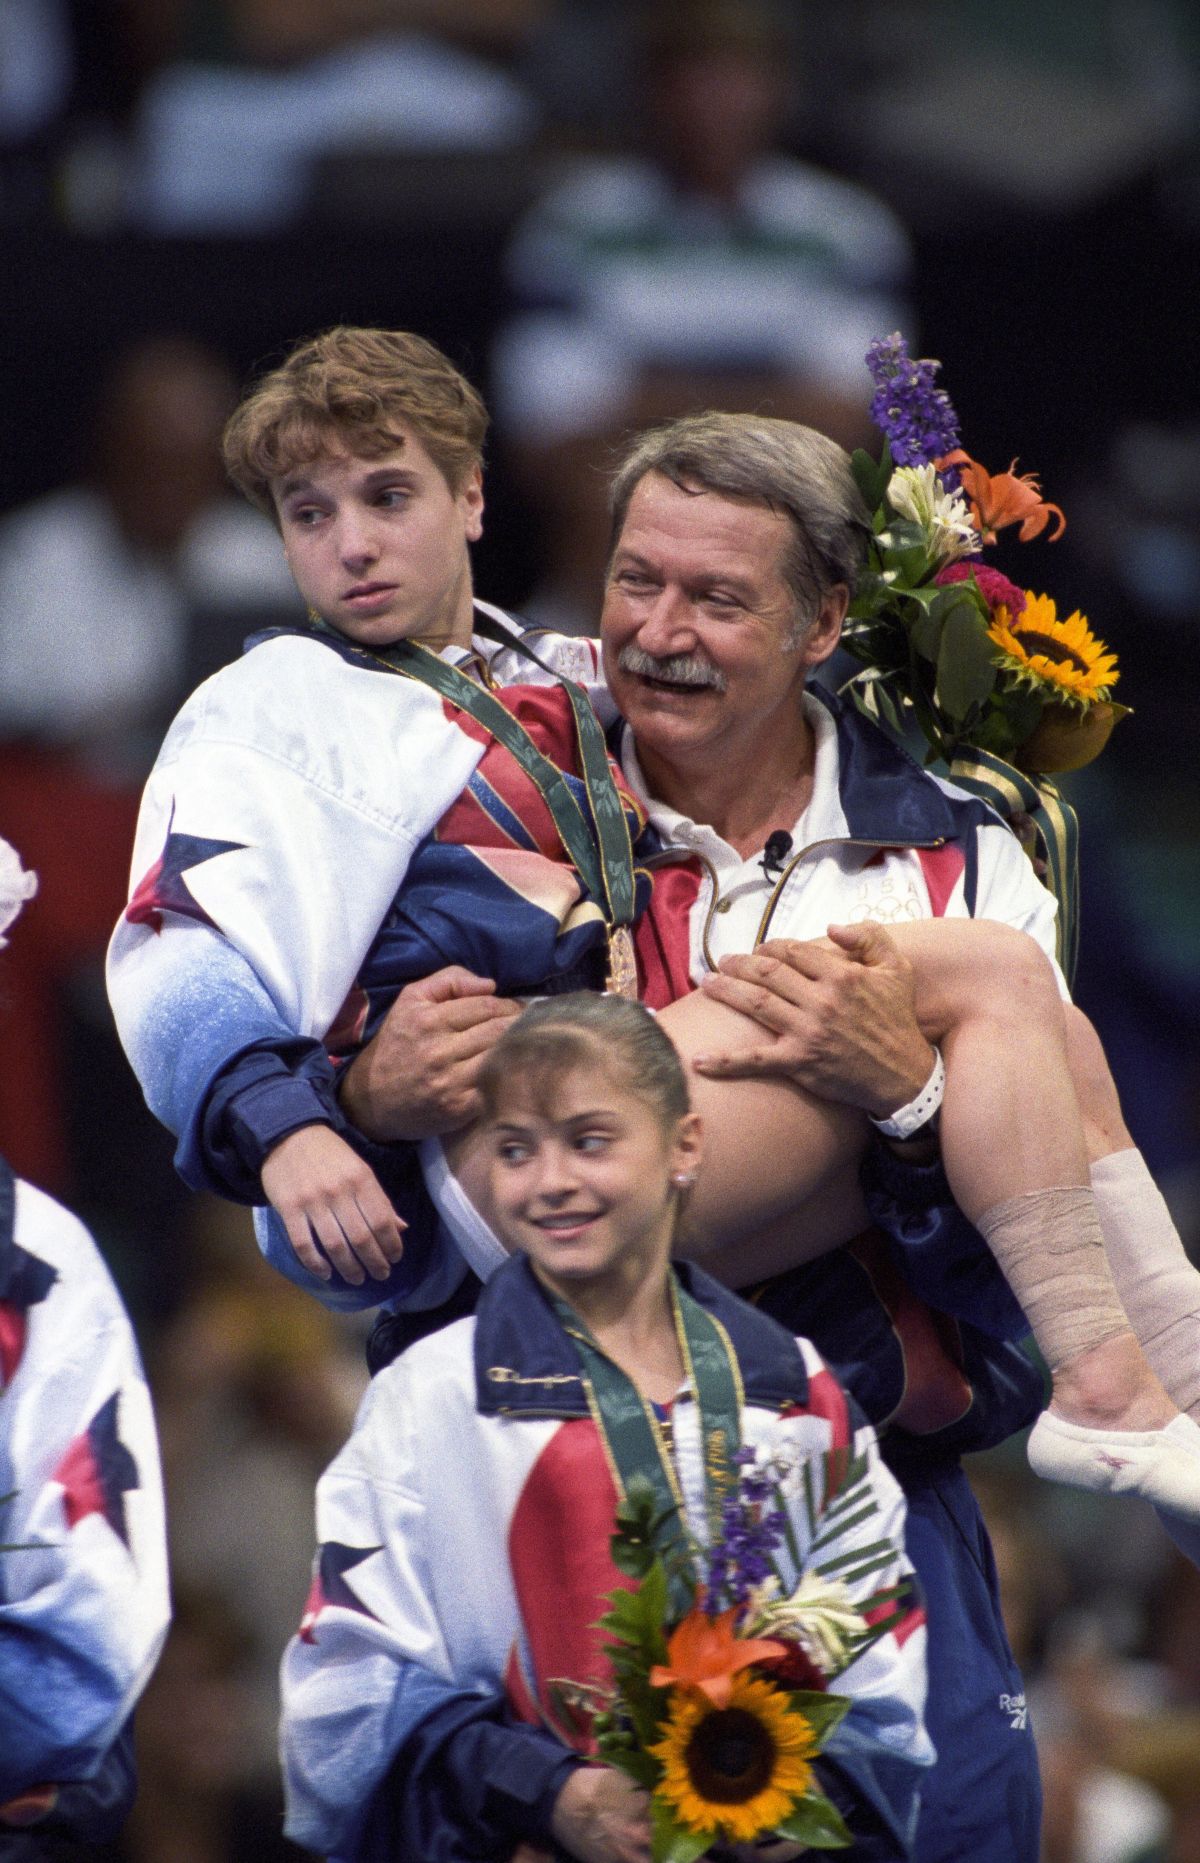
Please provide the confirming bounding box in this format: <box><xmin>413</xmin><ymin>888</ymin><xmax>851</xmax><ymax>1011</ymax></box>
<box><xmin>125</xmin><ymin>807</ymin><xmax>245</xmax><ymax>934</ymax></box>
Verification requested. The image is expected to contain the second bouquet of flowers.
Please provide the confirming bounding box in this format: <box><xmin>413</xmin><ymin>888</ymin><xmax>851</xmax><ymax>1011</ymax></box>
<box><xmin>556</xmin><ymin>1445</ymin><xmax>912</xmax><ymax>1862</ymax></box>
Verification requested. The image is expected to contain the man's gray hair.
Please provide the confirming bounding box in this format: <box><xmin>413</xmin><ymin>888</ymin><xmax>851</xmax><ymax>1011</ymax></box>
<box><xmin>608</xmin><ymin>412</ymin><xmax>871</xmax><ymax>629</ymax></box>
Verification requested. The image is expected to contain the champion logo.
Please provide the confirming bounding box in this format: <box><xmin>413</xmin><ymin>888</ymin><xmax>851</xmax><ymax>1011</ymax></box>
<box><xmin>999</xmin><ymin>1691</ymin><xmax>1028</xmax><ymax>1731</ymax></box>
<box><xmin>1097</xmin><ymin>1450</ymin><xmax>1132</xmax><ymax>1471</ymax></box>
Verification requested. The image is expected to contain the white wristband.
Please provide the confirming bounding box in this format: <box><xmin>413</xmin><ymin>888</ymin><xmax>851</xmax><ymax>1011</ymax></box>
<box><xmin>869</xmin><ymin>1047</ymin><xmax>946</xmax><ymax>1140</ymax></box>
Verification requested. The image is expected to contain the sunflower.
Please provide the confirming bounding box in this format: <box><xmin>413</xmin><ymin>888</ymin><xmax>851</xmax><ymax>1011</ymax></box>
<box><xmin>988</xmin><ymin>592</ymin><xmax>1119</xmax><ymax>706</ymax></box>
<box><xmin>650</xmin><ymin>1670</ymin><xmax>818</xmax><ymax>1844</ymax></box>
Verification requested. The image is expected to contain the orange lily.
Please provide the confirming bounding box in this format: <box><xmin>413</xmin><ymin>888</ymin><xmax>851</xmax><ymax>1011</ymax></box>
<box><xmin>938</xmin><ymin>448</ymin><xmax>1065</xmax><ymax>545</ymax></box>
<box><xmin>649</xmin><ymin>1605</ymin><xmax>787</xmax><ymax>1708</ymax></box>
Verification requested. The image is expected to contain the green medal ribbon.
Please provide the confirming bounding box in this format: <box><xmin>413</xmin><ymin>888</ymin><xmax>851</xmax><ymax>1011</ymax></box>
<box><xmin>317</xmin><ymin>617</ymin><xmax>637</xmax><ymax>936</ymax></box>
<box><xmin>550</xmin><ymin>1275</ymin><xmax>744</xmax><ymax>1568</ymax></box>
<box><xmin>948</xmin><ymin>747</ymin><xmax>1080</xmax><ymax>986</ymax></box>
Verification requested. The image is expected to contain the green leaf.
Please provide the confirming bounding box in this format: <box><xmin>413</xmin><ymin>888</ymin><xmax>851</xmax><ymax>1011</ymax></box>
<box><xmin>598</xmin><ymin>1565</ymin><xmax>669</xmax><ymax>1665</ymax></box>
<box><xmin>773</xmin><ymin>1791</ymin><xmax>854</xmax><ymax>1849</ymax></box>
<box><xmin>895</xmin><ymin>544</ymin><xmax>930</xmax><ymax>587</ymax></box>
<box><xmin>621</xmin><ymin>1676</ymin><xmax>671</xmax><ymax>1749</ymax></box>
<box><xmin>611</xmin><ymin>1475</ymin><xmax>681</xmax><ymax>1576</ymax></box>
<box><xmin>599</xmin><ymin>1744</ymin><xmax>661</xmax><ymax>1791</ymax></box>
<box><xmin>909</xmin><ymin>604</ymin><xmax>944</xmax><ymax>664</ymax></box>
<box><xmin>898</xmin><ymin>580</ymin><xmax>941</xmax><ymax>612</ymax></box>
<box><xmin>936</xmin><ymin>601</ymin><xmax>998</xmax><ymax>723</ymax></box>
<box><xmin>862</xmin><ymin>678</ymin><xmax>906</xmax><ymax>738</ymax></box>
<box><xmin>850</xmin><ymin>447</ymin><xmax>889</xmax><ymax>514</ymax></box>
<box><xmin>786</xmin><ymin>1690</ymin><xmax>852</xmax><ymax>1743</ymax></box>
<box><xmin>1000</xmin><ymin>684</ymin><xmax>1046</xmax><ymax>744</ymax></box>
<box><xmin>880</xmin><ymin>517</ymin><xmax>926</xmax><ymax>553</ymax></box>
<box><xmin>650</xmin><ymin>1798</ymin><xmax>712</xmax><ymax>1863</ymax></box>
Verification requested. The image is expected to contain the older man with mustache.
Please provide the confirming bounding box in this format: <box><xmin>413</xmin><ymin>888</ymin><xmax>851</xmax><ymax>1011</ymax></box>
<box><xmin>326</xmin><ymin>411</ymin><xmax>1069</xmax><ymax>1863</ymax></box>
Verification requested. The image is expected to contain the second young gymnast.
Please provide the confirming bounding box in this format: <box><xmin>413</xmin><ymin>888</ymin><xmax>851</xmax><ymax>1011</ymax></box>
<box><xmin>280</xmin><ymin>992</ymin><xmax>933</xmax><ymax>1861</ymax></box>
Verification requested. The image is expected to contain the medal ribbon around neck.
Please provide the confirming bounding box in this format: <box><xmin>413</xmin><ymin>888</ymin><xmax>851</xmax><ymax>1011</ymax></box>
<box><xmin>314</xmin><ymin>616</ymin><xmax>639</xmax><ymax>985</ymax></box>
<box><xmin>550</xmin><ymin>1274</ymin><xmax>743</xmax><ymax>1574</ymax></box>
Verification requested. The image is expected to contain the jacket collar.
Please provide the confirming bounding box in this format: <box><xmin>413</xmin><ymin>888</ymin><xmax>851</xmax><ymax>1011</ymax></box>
<box><xmin>619</xmin><ymin>682</ymin><xmax>993</xmax><ymax>858</ymax></box>
<box><xmin>244</xmin><ymin>600</ymin><xmax>522</xmax><ymax>672</ymax></box>
<box><xmin>810</xmin><ymin>683</ymin><xmax>990</xmax><ymax>848</ymax></box>
<box><xmin>474</xmin><ymin>1252</ymin><xmax>812</xmax><ymax>1417</ymax></box>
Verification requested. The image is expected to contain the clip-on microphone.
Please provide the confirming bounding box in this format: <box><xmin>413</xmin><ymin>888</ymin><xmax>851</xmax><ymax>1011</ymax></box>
<box><xmin>759</xmin><ymin>830</ymin><xmax>793</xmax><ymax>881</ymax></box>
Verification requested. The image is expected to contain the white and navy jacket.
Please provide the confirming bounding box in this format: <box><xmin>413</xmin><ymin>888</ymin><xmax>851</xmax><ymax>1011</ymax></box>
<box><xmin>106</xmin><ymin>607</ymin><xmax>629</xmax><ymax>1208</ymax></box>
<box><xmin>0</xmin><ymin>1157</ymin><xmax>169</xmax><ymax>1839</ymax></box>
<box><xmin>281</xmin><ymin>1255</ymin><xmax>933</xmax><ymax>1861</ymax></box>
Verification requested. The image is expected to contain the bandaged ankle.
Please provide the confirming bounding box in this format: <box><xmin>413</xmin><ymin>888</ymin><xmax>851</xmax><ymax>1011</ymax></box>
<box><xmin>976</xmin><ymin>1185</ymin><xmax>1129</xmax><ymax>1370</ymax></box>
<box><xmin>1092</xmin><ymin>1148</ymin><xmax>1200</xmax><ymax>1419</ymax></box>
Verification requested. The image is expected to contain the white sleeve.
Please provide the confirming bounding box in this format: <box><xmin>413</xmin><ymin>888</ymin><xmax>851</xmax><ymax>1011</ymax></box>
<box><xmin>0</xmin><ymin>1183</ymin><xmax>169</xmax><ymax>1802</ymax></box>
<box><xmin>280</xmin><ymin>1360</ymin><xmax>454</xmax><ymax>1854</ymax></box>
<box><xmin>107</xmin><ymin>636</ymin><xmax>488</xmax><ymax>1133</ymax></box>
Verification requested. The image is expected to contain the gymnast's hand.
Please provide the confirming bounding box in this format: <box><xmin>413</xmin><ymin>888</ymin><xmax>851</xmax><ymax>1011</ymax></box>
<box><xmin>693</xmin><ymin>922</ymin><xmax>935</xmax><ymax>1119</ymax></box>
<box><xmin>550</xmin><ymin>1766</ymin><xmax>652</xmax><ymax>1863</ymax></box>
<box><xmin>338</xmin><ymin>966</ymin><xmax>522</xmax><ymax>1142</ymax></box>
<box><xmin>260</xmin><ymin>1125</ymin><xmax>406</xmax><ymax>1285</ymax></box>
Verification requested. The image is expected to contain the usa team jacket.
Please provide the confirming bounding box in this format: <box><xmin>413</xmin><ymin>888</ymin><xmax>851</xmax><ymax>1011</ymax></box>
<box><xmin>106</xmin><ymin>604</ymin><xmax>634</xmax><ymax>1212</ymax></box>
<box><xmin>0</xmin><ymin>1157</ymin><xmax>169</xmax><ymax>1834</ymax></box>
<box><xmin>281</xmin><ymin>1255</ymin><xmax>933</xmax><ymax>1861</ymax></box>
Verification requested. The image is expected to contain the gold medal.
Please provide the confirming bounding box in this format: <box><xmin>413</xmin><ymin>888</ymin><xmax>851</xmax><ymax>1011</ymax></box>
<box><xmin>605</xmin><ymin>924</ymin><xmax>639</xmax><ymax>999</ymax></box>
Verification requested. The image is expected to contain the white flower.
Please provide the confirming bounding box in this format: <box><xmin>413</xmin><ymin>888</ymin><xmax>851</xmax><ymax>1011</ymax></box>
<box><xmin>745</xmin><ymin>1573</ymin><xmax>869</xmax><ymax>1677</ymax></box>
<box><xmin>886</xmin><ymin>464</ymin><xmax>979</xmax><ymax>564</ymax></box>
<box><xmin>0</xmin><ymin>838</ymin><xmax>36</xmax><ymax>949</ymax></box>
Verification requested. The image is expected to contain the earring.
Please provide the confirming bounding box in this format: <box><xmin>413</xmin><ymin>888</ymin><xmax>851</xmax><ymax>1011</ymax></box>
<box><xmin>672</xmin><ymin>1172</ymin><xmax>696</xmax><ymax>1191</ymax></box>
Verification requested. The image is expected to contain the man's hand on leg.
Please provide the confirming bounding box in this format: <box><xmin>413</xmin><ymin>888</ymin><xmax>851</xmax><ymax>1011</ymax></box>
<box><xmin>693</xmin><ymin>923</ymin><xmax>935</xmax><ymax>1119</ymax></box>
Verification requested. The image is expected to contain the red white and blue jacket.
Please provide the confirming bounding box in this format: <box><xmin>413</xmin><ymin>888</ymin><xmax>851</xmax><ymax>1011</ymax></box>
<box><xmin>107</xmin><ymin>606</ymin><xmax>637</xmax><ymax>1207</ymax></box>
<box><xmin>0</xmin><ymin>1157</ymin><xmax>169</xmax><ymax>1837</ymax></box>
<box><xmin>281</xmin><ymin>1255</ymin><xmax>933</xmax><ymax>1861</ymax></box>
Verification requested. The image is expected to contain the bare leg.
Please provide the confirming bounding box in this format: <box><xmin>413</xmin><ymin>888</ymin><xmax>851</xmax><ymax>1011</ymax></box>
<box><xmin>659</xmin><ymin>990</ymin><xmax>870</xmax><ymax>1284</ymax></box>
<box><xmin>672</xmin><ymin>917</ymin><xmax>1200</xmax><ymax>1523</ymax></box>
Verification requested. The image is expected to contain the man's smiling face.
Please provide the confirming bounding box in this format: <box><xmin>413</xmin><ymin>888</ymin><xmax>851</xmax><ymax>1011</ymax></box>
<box><xmin>600</xmin><ymin>470</ymin><xmax>843</xmax><ymax>779</ymax></box>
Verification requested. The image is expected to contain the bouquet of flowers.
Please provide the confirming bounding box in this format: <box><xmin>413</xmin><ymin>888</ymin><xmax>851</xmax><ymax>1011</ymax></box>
<box><xmin>557</xmin><ymin>1447</ymin><xmax>909</xmax><ymax>1862</ymax></box>
<box><xmin>840</xmin><ymin>334</ymin><xmax>1127</xmax><ymax>980</ymax></box>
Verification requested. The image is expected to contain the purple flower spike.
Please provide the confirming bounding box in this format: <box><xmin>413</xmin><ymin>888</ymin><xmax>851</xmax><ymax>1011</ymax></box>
<box><xmin>866</xmin><ymin>333</ymin><xmax>963</xmax><ymax>477</ymax></box>
<box><xmin>702</xmin><ymin>1472</ymin><xmax>788</xmax><ymax>1614</ymax></box>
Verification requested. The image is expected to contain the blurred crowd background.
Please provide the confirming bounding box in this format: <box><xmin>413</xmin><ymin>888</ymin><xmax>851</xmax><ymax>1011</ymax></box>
<box><xmin>1</xmin><ymin>2</ymin><xmax>1199</xmax><ymax>1858</ymax></box>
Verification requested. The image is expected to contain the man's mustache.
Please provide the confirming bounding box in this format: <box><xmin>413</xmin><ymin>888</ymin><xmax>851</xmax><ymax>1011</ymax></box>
<box><xmin>616</xmin><ymin>646</ymin><xmax>728</xmax><ymax>692</ymax></box>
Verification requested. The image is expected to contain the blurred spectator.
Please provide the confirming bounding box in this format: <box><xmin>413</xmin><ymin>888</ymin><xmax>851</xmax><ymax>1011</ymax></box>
<box><xmin>0</xmin><ymin>333</ymin><xmax>300</xmax><ymax>1196</ymax></box>
<box><xmin>123</xmin><ymin>0</ymin><xmax>540</xmax><ymax>233</ymax></box>
<box><xmin>492</xmin><ymin>0</ymin><xmax>914</xmax><ymax>632</ymax></box>
<box><xmin>500</xmin><ymin>0</ymin><xmax>911</xmax><ymax>427</ymax></box>
<box><xmin>147</xmin><ymin>1202</ymin><xmax>365</xmax><ymax>1812</ymax></box>
<box><xmin>833</xmin><ymin>0</ymin><xmax>1199</xmax><ymax>224</ymax></box>
<box><xmin>971</xmin><ymin>1459</ymin><xmax>1200</xmax><ymax>1862</ymax></box>
<box><xmin>118</xmin><ymin>1588</ymin><xmax>316</xmax><ymax>1862</ymax></box>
